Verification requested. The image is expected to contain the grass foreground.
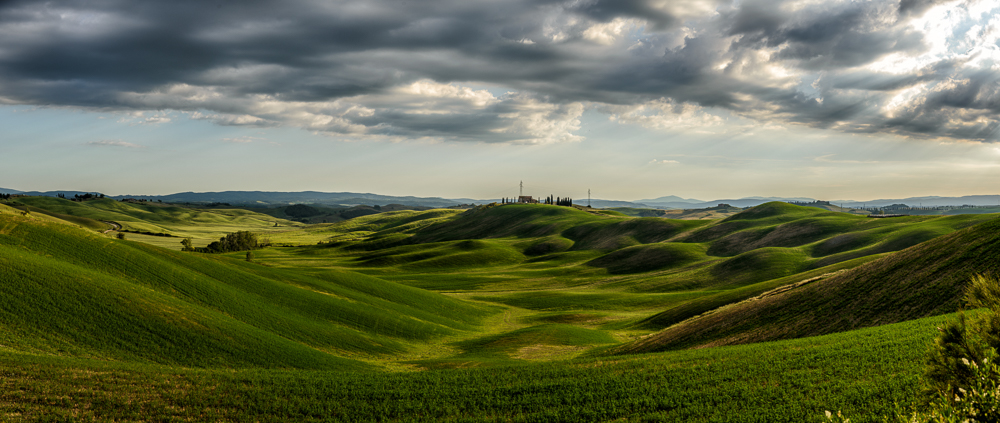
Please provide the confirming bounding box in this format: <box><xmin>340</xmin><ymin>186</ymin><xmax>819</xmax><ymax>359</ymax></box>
<box><xmin>0</xmin><ymin>312</ymin><xmax>943</xmax><ymax>422</ymax></box>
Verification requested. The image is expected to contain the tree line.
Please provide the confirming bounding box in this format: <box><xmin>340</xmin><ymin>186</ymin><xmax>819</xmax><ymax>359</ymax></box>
<box><xmin>499</xmin><ymin>195</ymin><xmax>573</xmax><ymax>206</ymax></box>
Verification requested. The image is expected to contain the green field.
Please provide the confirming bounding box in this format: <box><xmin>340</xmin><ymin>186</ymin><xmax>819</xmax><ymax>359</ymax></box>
<box><xmin>4</xmin><ymin>196</ymin><xmax>305</xmax><ymax>249</ymax></box>
<box><xmin>2</xmin><ymin>197</ymin><xmax>997</xmax><ymax>421</ymax></box>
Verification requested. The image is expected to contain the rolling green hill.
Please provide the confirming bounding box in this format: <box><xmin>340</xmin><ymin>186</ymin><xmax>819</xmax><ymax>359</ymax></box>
<box><xmin>0</xmin><ymin>213</ymin><xmax>492</xmax><ymax>369</ymax></box>
<box><xmin>5</xmin><ymin>196</ymin><xmax>1000</xmax><ymax>421</ymax></box>
<box><xmin>299</xmin><ymin>202</ymin><xmax>995</xmax><ymax>337</ymax></box>
<box><xmin>5</xmin><ymin>196</ymin><xmax>304</xmax><ymax>248</ymax></box>
<box><xmin>614</xmin><ymin>215</ymin><xmax>1000</xmax><ymax>354</ymax></box>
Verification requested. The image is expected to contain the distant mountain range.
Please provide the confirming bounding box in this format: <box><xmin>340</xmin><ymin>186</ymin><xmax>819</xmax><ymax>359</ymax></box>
<box><xmin>634</xmin><ymin>196</ymin><xmax>818</xmax><ymax>209</ymax></box>
<box><xmin>832</xmin><ymin>195</ymin><xmax>1000</xmax><ymax>208</ymax></box>
<box><xmin>4</xmin><ymin>187</ymin><xmax>1000</xmax><ymax>210</ymax></box>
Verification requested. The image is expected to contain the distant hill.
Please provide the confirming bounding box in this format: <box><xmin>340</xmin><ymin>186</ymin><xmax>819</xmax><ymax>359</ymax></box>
<box><xmin>148</xmin><ymin>191</ymin><xmax>482</xmax><ymax>207</ymax></box>
<box><xmin>583</xmin><ymin>199</ymin><xmax>652</xmax><ymax>208</ymax></box>
<box><xmin>637</xmin><ymin>195</ymin><xmax>1000</xmax><ymax>209</ymax></box>
<box><xmin>633</xmin><ymin>195</ymin><xmax>704</xmax><ymax>208</ymax></box>
<box><xmin>636</xmin><ymin>195</ymin><xmax>704</xmax><ymax>203</ymax></box>
<box><xmin>638</xmin><ymin>196</ymin><xmax>819</xmax><ymax>209</ymax></box>
<box><xmin>12</xmin><ymin>190</ymin><xmax>478</xmax><ymax>208</ymax></box>
<box><xmin>837</xmin><ymin>195</ymin><xmax>1000</xmax><ymax>208</ymax></box>
<box><xmin>11</xmin><ymin>187</ymin><xmax>1000</xmax><ymax>210</ymax></box>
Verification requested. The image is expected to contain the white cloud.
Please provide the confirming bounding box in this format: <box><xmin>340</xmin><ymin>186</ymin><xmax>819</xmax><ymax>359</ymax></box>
<box><xmin>582</xmin><ymin>18</ymin><xmax>634</xmax><ymax>45</ymax></box>
<box><xmin>649</xmin><ymin>159</ymin><xmax>680</xmax><ymax>164</ymax></box>
<box><xmin>87</xmin><ymin>139</ymin><xmax>141</xmax><ymax>148</ymax></box>
<box><xmin>191</xmin><ymin>111</ymin><xmax>268</xmax><ymax>126</ymax></box>
<box><xmin>113</xmin><ymin>111</ymin><xmax>173</xmax><ymax>126</ymax></box>
<box><xmin>221</xmin><ymin>136</ymin><xmax>263</xmax><ymax>143</ymax></box>
<box><xmin>603</xmin><ymin>98</ymin><xmax>729</xmax><ymax>133</ymax></box>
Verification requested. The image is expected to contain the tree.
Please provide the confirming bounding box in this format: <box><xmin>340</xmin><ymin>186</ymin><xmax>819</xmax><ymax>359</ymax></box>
<box><xmin>911</xmin><ymin>274</ymin><xmax>1000</xmax><ymax>421</ymax></box>
<box><xmin>180</xmin><ymin>238</ymin><xmax>194</xmax><ymax>252</ymax></box>
<box><xmin>246</xmin><ymin>251</ymin><xmax>255</xmax><ymax>262</ymax></box>
<box><xmin>198</xmin><ymin>231</ymin><xmax>262</xmax><ymax>253</ymax></box>
<box><xmin>116</xmin><ymin>232</ymin><xmax>125</xmax><ymax>240</ymax></box>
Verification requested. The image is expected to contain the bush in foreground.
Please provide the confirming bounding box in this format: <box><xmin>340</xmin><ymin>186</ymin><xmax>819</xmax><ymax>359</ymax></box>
<box><xmin>905</xmin><ymin>274</ymin><xmax>1000</xmax><ymax>422</ymax></box>
<box><xmin>834</xmin><ymin>275</ymin><xmax>1000</xmax><ymax>423</ymax></box>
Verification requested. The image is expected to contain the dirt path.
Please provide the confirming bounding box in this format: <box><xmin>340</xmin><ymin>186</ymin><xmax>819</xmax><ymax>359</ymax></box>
<box><xmin>101</xmin><ymin>221</ymin><xmax>121</xmax><ymax>234</ymax></box>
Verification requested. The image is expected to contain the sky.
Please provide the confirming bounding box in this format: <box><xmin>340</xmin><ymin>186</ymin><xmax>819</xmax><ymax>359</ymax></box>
<box><xmin>1</xmin><ymin>0</ymin><xmax>999</xmax><ymax>201</ymax></box>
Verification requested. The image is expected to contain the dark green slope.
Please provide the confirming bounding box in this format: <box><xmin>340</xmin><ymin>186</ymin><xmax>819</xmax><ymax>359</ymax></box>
<box><xmin>615</xmin><ymin>216</ymin><xmax>1000</xmax><ymax>354</ymax></box>
<box><xmin>0</xmin><ymin>215</ymin><xmax>491</xmax><ymax>368</ymax></box>
<box><xmin>412</xmin><ymin>203</ymin><xmax>708</xmax><ymax>249</ymax></box>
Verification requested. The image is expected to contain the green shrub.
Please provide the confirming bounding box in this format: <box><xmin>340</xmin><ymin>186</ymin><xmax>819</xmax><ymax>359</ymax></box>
<box><xmin>882</xmin><ymin>274</ymin><xmax>1000</xmax><ymax>422</ymax></box>
<box><xmin>924</xmin><ymin>275</ymin><xmax>1000</xmax><ymax>403</ymax></box>
<box><xmin>897</xmin><ymin>350</ymin><xmax>1000</xmax><ymax>422</ymax></box>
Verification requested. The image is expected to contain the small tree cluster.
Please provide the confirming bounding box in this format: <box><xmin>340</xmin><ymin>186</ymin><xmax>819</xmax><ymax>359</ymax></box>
<box><xmin>72</xmin><ymin>193</ymin><xmax>103</xmax><ymax>202</ymax></box>
<box><xmin>0</xmin><ymin>193</ymin><xmax>13</xmax><ymax>200</ymax></box>
<box><xmin>196</xmin><ymin>231</ymin><xmax>266</xmax><ymax>253</ymax></box>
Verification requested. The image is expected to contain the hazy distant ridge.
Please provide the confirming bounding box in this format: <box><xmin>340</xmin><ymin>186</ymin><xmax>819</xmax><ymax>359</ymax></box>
<box><xmin>834</xmin><ymin>195</ymin><xmax>1000</xmax><ymax>208</ymax></box>
<box><xmin>7</xmin><ymin>188</ymin><xmax>1000</xmax><ymax>209</ymax></box>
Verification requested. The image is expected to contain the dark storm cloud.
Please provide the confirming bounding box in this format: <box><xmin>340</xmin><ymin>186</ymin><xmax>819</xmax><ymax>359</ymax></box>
<box><xmin>571</xmin><ymin>0</ymin><xmax>679</xmax><ymax>30</ymax></box>
<box><xmin>726</xmin><ymin>2</ymin><xmax>926</xmax><ymax>70</ymax></box>
<box><xmin>0</xmin><ymin>0</ymin><xmax>995</xmax><ymax>142</ymax></box>
<box><xmin>898</xmin><ymin>0</ymin><xmax>950</xmax><ymax>16</ymax></box>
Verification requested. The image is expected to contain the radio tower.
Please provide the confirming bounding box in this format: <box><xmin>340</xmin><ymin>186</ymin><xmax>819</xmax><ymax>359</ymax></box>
<box><xmin>588</xmin><ymin>189</ymin><xmax>591</xmax><ymax>207</ymax></box>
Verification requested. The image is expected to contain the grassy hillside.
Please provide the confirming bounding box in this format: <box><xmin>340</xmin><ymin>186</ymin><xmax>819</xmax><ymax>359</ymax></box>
<box><xmin>239</xmin><ymin>202</ymin><xmax>1000</xmax><ymax>367</ymax></box>
<box><xmin>0</xmin><ymin>312</ymin><xmax>947</xmax><ymax>421</ymax></box>
<box><xmin>0</xmin><ymin>213</ymin><xmax>492</xmax><ymax>368</ymax></box>
<box><xmin>4</xmin><ymin>196</ymin><xmax>303</xmax><ymax>248</ymax></box>
<box><xmin>615</xmin><ymin>215</ymin><xmax>1000</xmax><ymax>353</ymax></box>
<box><xmin>610</xmin><ymin>205</ymin><xmax>745</xmax><ymax>220</ymax></box>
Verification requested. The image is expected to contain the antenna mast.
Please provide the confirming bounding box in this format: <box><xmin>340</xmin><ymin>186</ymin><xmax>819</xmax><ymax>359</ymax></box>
<box><xmin>588</xmin><ymin>189</ymin><xmax>591</xmax><ymax>207</ymax></box>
